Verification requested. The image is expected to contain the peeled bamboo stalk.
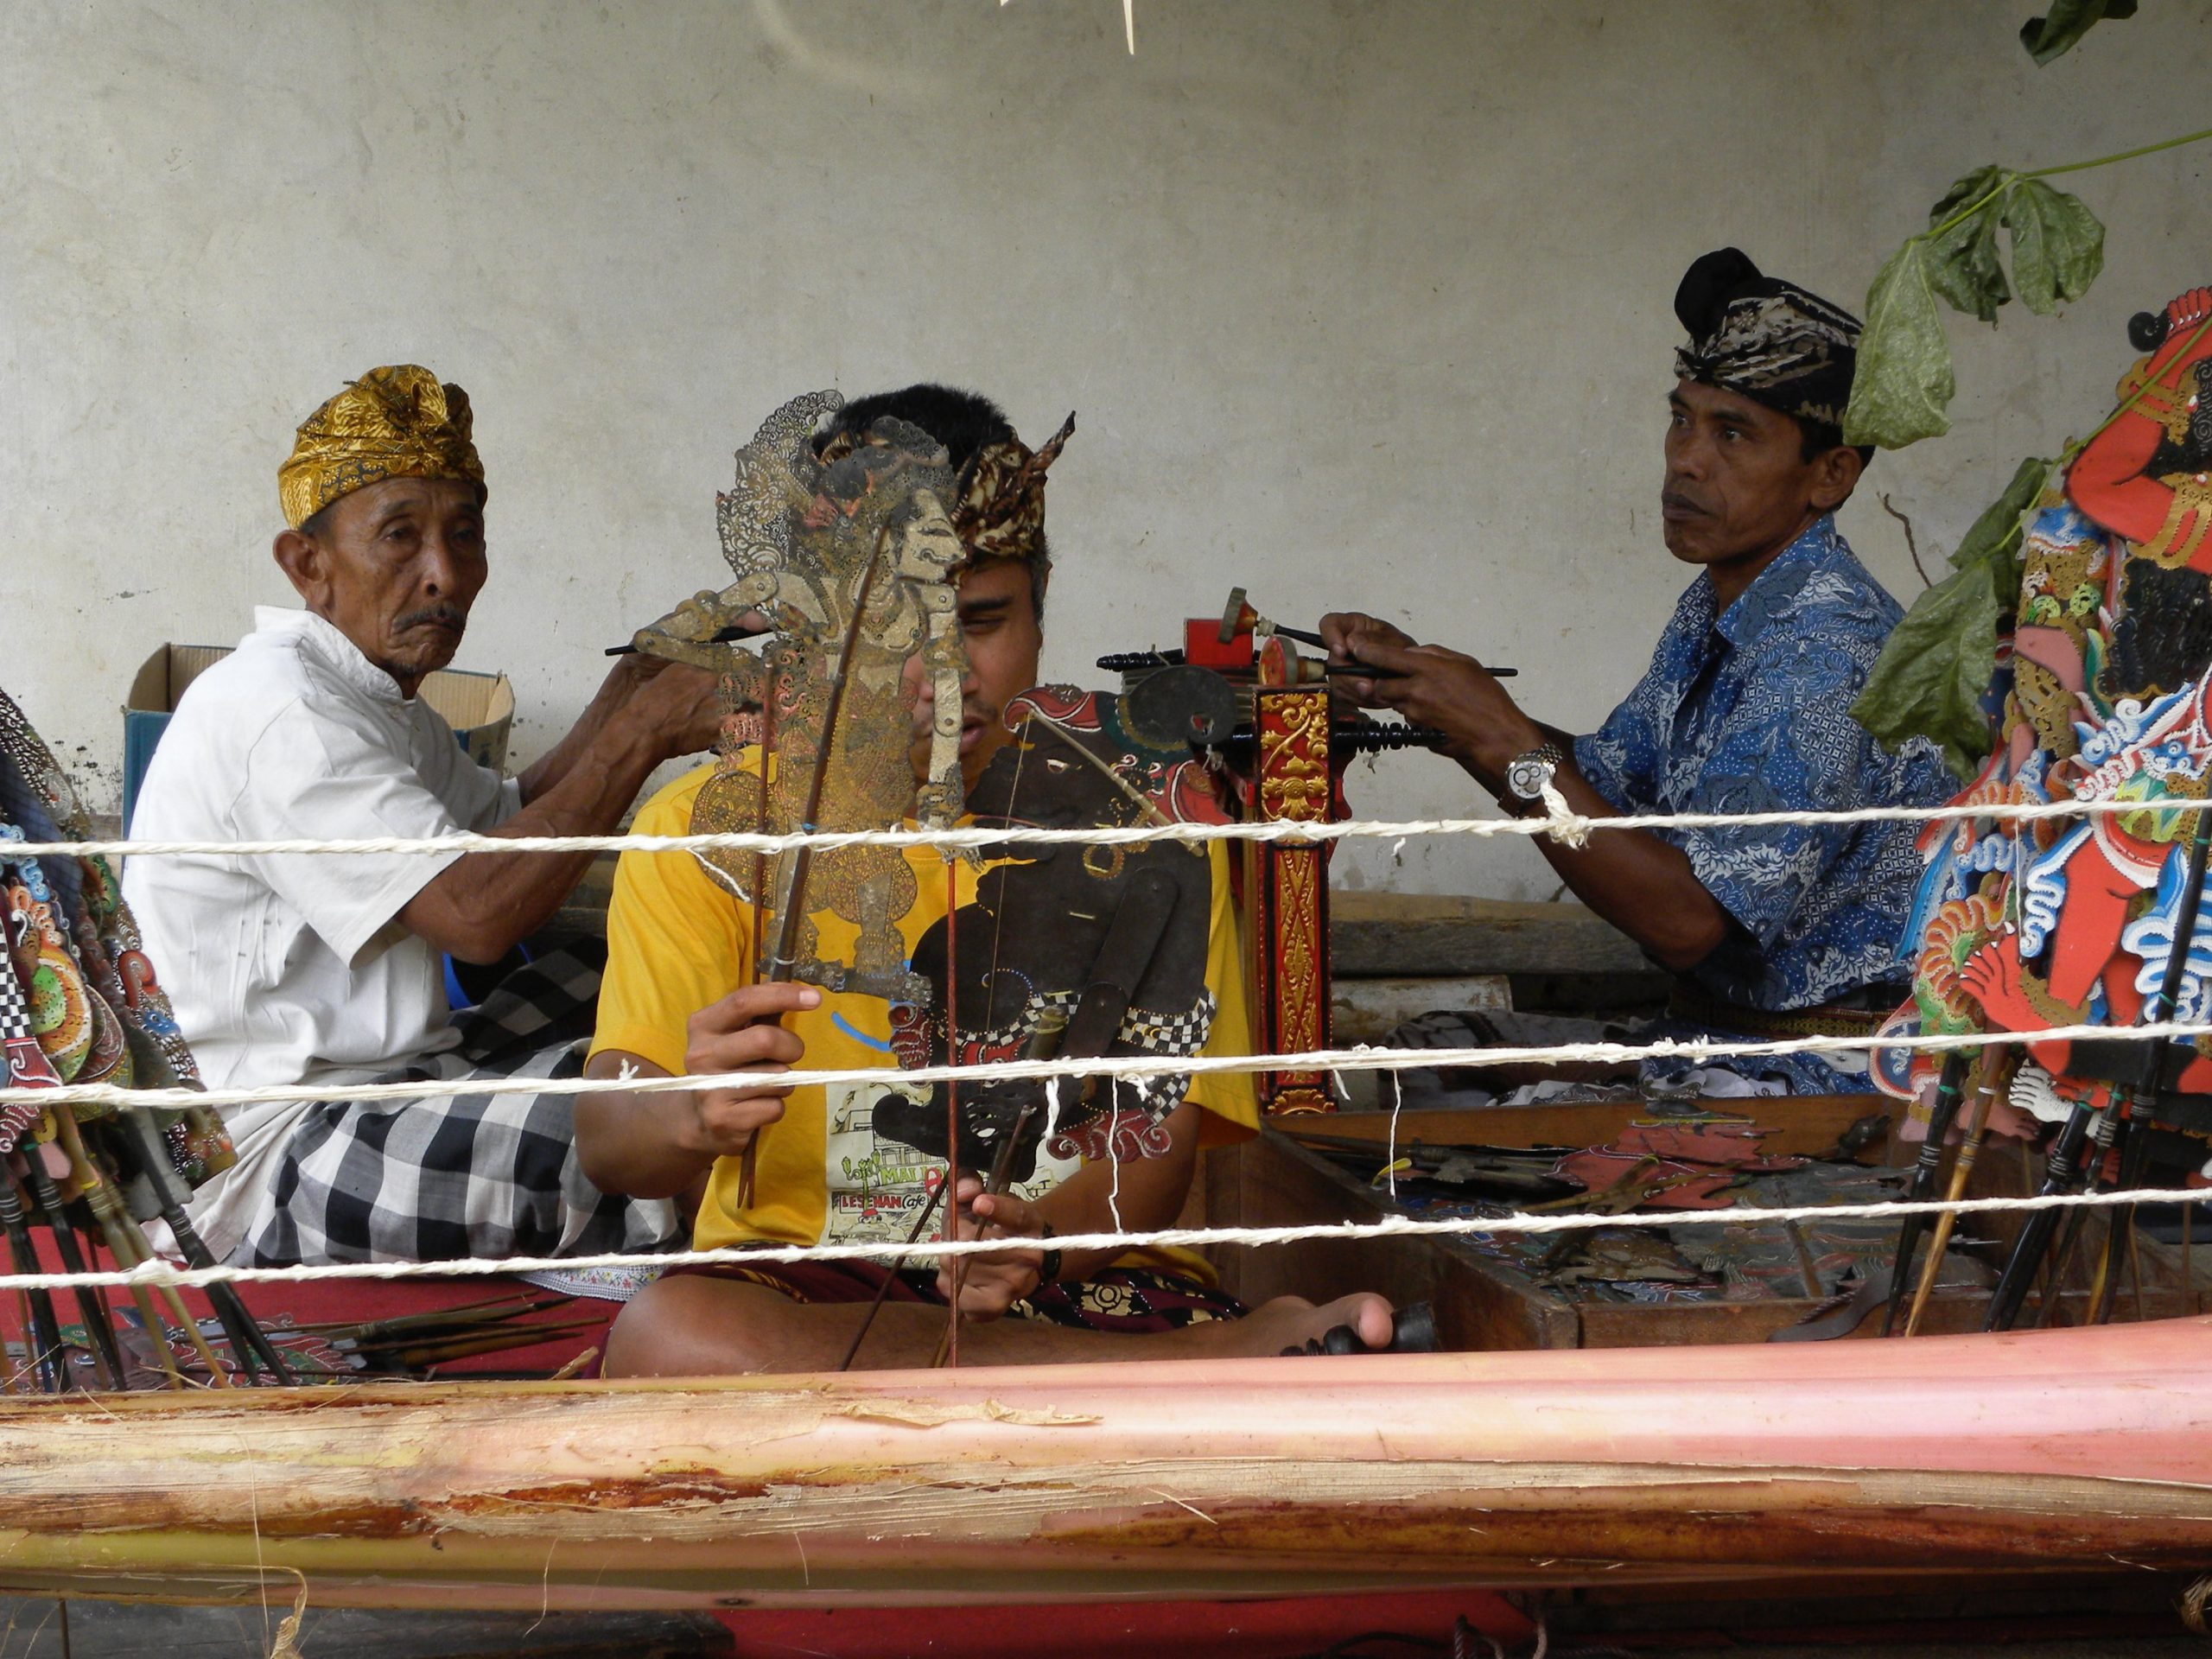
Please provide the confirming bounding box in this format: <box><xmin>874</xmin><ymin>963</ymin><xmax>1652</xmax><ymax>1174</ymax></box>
<box><xmin>0</xmin><ymin>1318</ymin><xmax>2207</xmax><ymax>1612</ymax></box>
<box><xmin>1904</xmin><ymin>1053</ymin><xmax>2017</xmax><ymax>1337</ymax></box>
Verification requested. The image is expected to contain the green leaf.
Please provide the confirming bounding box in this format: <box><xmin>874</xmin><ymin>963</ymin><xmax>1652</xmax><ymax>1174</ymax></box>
<box><xmin>1927</xmin><ymin>165</ymin><xmax>2009</xmax><ymax>229</ymax></box>
<box><xmin>1843</xmin><ymin>240</ymin><xmax>1956</xmax><ymax>449</ymax></box>
<box><xmin>2002</xmin><ymin>178</ymin><xmax>2106</xmax><ymax>315</ymax></box>
<box><xmin>1854</xmin><ymin>457</ymin><xmax>2053</xmax><ymax>778</ymax></box>
<box><xmin>1852</xmin><ymin>556</ymin><xmax>2008</xmax><ymax>780</ymax></box>
<box><xmin>1926</xmin><ymin>197</ymin><xmax>2012</xmax><ymax>323</ymax></box>
<box><xmin>1949</xmin><ymin>454</ymin><xmax>2053</xmax><ymax>575</ymax></box>
<box><xmin>2019</xmin><ymin>0</ymin><xmax>2138</xmax><ymax>66</ymax></box>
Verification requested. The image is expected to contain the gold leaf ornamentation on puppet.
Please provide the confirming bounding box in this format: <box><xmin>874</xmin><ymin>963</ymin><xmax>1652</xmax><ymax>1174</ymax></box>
<box><xmin>643</xmin><ymin>391</ymin><xmax>971</xmax><ymax>1002</ymax></box>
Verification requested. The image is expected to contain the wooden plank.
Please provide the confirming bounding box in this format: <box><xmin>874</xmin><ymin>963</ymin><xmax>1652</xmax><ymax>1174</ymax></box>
<box><xmin>1575</xmin><ymin>1275</ymin><xmax>2197</xmax><ymax>1349</ymax></box>
<box><xmin>1232</xmin><ymin>1096</ymin><xmax>2204</xmax><ymax>1351</ymax></box>
<box><xmin>1283</xmin><ymin>1099</ymin><xmax>1894</xmax><ymax>1164</ymax></box>
<box><xmin>1332</xmin><ymin>975</ymin><xmax>1510</xmax><ymax>1042</ymax></box>
<box><xmin>1332</xmin><ymin>892</ymin><xmax>1649</xmax><ymax>978</ymax></box>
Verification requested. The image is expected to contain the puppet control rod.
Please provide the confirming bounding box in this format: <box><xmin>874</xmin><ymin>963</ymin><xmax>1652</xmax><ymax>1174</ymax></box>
<box><xmin>730</xmin><ymin>532</ymin><xmax>893</xmax><ymax>1213</ymax></box>
<box><xmin>1219</xmin><ymin>588</ymin><xmax>1516</xmax><ymax>679</ymax></box>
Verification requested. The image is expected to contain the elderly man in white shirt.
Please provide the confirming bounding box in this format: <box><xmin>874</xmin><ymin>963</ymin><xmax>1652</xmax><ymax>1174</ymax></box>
<box><xmin>126</xmin><ymin>365</ymin><xmax>719</xmax><ymax>1266</ymax></box>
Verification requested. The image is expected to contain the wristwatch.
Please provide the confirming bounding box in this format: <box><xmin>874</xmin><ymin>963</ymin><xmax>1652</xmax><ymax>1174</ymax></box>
<box><xmin>1035</xmin><ymin>1222</ymin><xmax>1063</xmax><ymax>1285</ymax></box>
<box><xmin>1503</xmin><ymin>741</ymin><xmax>1566</xmax><ymax>809</ymax></box>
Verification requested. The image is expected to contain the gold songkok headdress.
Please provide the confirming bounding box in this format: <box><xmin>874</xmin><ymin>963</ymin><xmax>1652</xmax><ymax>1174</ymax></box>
<box><xmin>277</xmin><ymin>364</ymin><xmax>486</xmax><ymax>530</ymax></box>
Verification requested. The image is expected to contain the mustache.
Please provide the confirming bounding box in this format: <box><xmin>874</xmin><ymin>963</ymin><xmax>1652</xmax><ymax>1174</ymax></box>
<box><xmin>395</xmin><ymin>604</ymin><xmax>469</xmax><ymax>632</ymax></box>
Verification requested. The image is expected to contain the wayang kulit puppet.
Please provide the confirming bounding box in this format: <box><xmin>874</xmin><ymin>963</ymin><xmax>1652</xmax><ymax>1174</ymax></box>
<box><xmin>632</xmin><ymin>390</ymin><xmax>973</xmax><ymax>1003</ymax></box>
<box><xmin>632</xmin><ymin>391</ymin><xmax>1225</xmax><ymax>1210</ymax></box>
<box><xmin>873</xmin><ymin>684</ymin><xmax>1228</xmax><ymax>1185</ymax></box>
<box><xmin>0</xmin><ymin>689</ymin><xmax>298</xmax><ymax>1388</ymax></box>
<box><xmin>1873</xmin><ymin>286</ymin><xmax>2212</xmax><ymax>1321</ymax></box>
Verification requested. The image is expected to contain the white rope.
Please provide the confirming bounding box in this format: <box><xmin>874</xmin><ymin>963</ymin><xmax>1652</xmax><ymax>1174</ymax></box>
<box><xmin>1</xmin><ymin>1182</ymin><xmax>2203</xmax><ymax>1296</ymax></box>
<box><xmin>8</xmin><ymin>762</ymin><xmax>2204</xmax><ymax>1297</ymax></box>
<box><xmin>10</xmin><ymin>1016</ymin><xmax>2208</xmax><ymax>1114</ymax></box>
<box><xmin>9</xmin><ymin>788</ymin><xmax>2209</xmax><ymax>862</ymax></box>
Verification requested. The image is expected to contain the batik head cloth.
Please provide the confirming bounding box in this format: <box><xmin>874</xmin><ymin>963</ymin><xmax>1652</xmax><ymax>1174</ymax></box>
<box><xmin>952</xmin><ymin>412</ymin><xmax>1075</xmax><ymax>562</ymax></box>
<box><xmin>277</xmin><ymin>365</ymin><xmax>486</xmax><ymax>530</ymax></box>
<box><xmin>1673</xmin><ymin>249</ymin><xmax>1863</xmax><ymax>435</ymax></box>
<box><xmin>820</xmin><ymin>410</ymin><xmax>1077</xmax><ymax>562</ymax></box>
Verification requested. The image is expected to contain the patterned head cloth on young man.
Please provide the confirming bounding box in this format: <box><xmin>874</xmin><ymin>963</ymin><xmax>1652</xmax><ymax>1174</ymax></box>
<box><xmin>1673</xmin><ymin>248</ymin><xmax>1863</xmax><ymax>435</ymax></box>
<box><xmin>276</xmin><ymin>364</ymin><xmax>486</xmax><ymax>530</ymax></box>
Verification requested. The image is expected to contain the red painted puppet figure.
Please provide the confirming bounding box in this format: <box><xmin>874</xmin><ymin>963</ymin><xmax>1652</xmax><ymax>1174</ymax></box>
<box><xmin>1881</xmin><ymin>286</ymin><xmax>2212</xmax><ymax>1146</ymax></box>
<box><xmin>2070</xmin><ymin>288</ymin><xmax>2212</xmax><ymax>563</ymax></box>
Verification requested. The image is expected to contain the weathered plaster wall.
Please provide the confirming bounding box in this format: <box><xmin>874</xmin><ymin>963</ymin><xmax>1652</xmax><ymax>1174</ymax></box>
<box><xmin>3</xmin><ymin>0</ymin><xmax>2207</xmax><ymax>897</ymax></box>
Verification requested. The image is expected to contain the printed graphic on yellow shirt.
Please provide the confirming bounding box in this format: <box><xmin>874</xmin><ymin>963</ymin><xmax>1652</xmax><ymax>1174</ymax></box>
<box><xmin>822</xmin><ymin>1078</ymin><xmax>1082</xmax><ymax>1249</ymax></box>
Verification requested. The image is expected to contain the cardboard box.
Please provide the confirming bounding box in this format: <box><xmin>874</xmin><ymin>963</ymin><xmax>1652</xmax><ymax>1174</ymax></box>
<box><xmin>123</xmin><ymin>644</ymin><xmax>515</xmax><ymax>832</ymax></box>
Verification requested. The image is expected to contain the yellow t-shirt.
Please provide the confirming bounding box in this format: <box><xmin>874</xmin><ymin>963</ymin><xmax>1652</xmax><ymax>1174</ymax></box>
<box><xmin>589</xmin><ymin>761</ymin><xmax>1260</xmax><ymax>1257</ymax></box>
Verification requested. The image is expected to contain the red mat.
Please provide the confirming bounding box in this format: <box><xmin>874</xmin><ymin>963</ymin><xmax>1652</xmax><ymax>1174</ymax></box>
<box><xmin>15</xmin><ymin>1228</ymin><xmax>619</xmax><ymax>1382</ymax></box>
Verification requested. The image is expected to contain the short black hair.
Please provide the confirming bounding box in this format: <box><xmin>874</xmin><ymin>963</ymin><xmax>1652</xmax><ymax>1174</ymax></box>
<box><xmin>1797</xmin><ymin>416</ymin><xmax>1875</xmax><ymax>469</ymax></box>
<box><xmin>820</xmin><ymin>384</ymin><xmax>1017</xmax><ymax>474</ymax></box>
<box><xmin>818</xmin><ymin>382</ymin><xmax>1051</xmax><ymax>620</ymax></box>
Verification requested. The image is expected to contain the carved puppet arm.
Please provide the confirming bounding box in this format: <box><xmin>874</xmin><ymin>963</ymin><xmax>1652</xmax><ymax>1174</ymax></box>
<box><xmin>631</xmin><ymin>582</ymin><xmax>781</xmax><ymax>707</ymax></box>
<box><xmin>2069</xmin><ymin>287</ymin><xmax>2212</xmax><ymax>555</ymax></box>
<box><xmin>913</xmin><ymin>589</ymin><xmax>965</xmax><ymax>827</ymax></box>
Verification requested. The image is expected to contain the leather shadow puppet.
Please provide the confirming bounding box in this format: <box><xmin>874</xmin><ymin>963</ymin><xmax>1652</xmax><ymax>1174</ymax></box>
<box><xmin>874</xmin><ymin>683</ymin><xmax>1232</xmax><ymax>1184</ymax></box>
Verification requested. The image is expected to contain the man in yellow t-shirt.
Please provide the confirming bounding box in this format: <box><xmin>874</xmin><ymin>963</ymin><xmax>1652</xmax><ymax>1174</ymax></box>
<box><xmin>576</xmin><ymin>384</ymin><xmax>1399</xmax><ymax>1373</ymax></box>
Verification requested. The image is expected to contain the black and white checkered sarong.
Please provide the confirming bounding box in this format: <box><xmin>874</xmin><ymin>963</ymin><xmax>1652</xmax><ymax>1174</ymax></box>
<box><xmin>240</xmin><ymin>944</ymin><xmax>681</xmax><ymax>1267</ymax></box>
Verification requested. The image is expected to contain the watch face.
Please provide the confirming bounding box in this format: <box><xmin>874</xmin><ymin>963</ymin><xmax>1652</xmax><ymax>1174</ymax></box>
<box><xmin>1506</xmin><ymin>755</ymin><xmax>1548</xmax><ymax>801</ymax></box>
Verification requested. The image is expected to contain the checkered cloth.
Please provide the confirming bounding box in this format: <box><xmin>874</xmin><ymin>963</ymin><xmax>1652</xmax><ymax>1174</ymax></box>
<box><xmin>239</xmin><ymin>944</ymin><xmax>682</xmax><ymax>1268</ymax></box>
<box><xmin>964</xmin><ymin>989</ymin><xmax>1217</xmax><ymax>1121</ymax></box>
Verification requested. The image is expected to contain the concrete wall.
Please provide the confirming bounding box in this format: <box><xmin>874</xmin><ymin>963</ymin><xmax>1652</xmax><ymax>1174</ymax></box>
<box><xmin>3</xmin><ymin>0</ymin><xmax>2207</xmax><ymax>898</ymax></box>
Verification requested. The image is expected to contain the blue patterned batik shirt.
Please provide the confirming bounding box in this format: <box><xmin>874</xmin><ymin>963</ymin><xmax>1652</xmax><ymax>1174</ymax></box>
<box><xmin>1574</xmin><ymin>516</ymin><xmax>1954</xmax><ymax>1021</ymax></box>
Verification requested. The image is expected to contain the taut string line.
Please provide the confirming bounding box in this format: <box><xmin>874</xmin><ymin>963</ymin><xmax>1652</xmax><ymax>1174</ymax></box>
<box><xmin>8</xmin><ymin>790</ymin><xmax>2206</xmax><ymax>1297</ymax></box>
<box><xmin>0</xmin><ymin>1183</ymin><xmax>2202</xmax><ymax>1296</ymax></box>
<box><xmin>10</xmin><ymin>786</ymin><xmax>2212</xmax><ymax>862</ymax></box>
<box><xmin>10</xmin><ymin>1016</ymin><xmax>2212</xmax><ymax>1115</ymax></box>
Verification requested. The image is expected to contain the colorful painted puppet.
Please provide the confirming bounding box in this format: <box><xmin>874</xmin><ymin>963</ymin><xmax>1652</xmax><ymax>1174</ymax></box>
<box><xmin>0</xmin><ymin>689</ymin><xmax>232</xmax><ymax>1183</ymax></box>
<box><xmin>1878</xmin><ymin>286</ymin><xmax>2212</xmax><ymax>1149</ymax></box>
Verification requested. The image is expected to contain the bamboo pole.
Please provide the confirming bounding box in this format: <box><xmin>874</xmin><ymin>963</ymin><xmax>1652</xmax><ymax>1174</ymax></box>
<box><xmin>1903</xmin><ymin>1053</ymin><xmax>2013</xmax><ymax>1338</ymax></box>
<box><xmin>0</xmin><ymin>1321</ymin><xmax>2208</xmax><ymax>1611</ymax></box>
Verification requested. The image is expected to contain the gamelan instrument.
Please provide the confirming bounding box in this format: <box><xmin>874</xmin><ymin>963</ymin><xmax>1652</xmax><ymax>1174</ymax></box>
<box><xmin>1097</xmin><ymin>588</ymin><xmax>1449</xmax><ymax>1116</ymax></box>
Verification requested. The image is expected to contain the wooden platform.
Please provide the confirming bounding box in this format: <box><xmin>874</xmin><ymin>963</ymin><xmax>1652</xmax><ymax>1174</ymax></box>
<box><xmin>1205</xmin><ymin>1097</ymin><xmax>2211</xmax><ymax>1351</ymax></box>
<box><xmin>1328</xmin><ymin>891</ymin><xmax>1652</xmax><ymax>977</ymax></box>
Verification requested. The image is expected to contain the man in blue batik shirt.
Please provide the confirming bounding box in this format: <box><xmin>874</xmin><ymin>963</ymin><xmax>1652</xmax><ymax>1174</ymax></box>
<box><xmin>1324</xmin><ymin>250</ymin><xmax>1954</xmax><ymax>1094</ymax></box>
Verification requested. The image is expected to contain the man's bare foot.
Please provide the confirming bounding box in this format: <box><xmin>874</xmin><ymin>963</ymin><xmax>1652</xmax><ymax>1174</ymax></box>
<box><xmin>1224</xmin><ymin>1293</ymin><xmax>1399</xmax><ymax>1357</ymax></box>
